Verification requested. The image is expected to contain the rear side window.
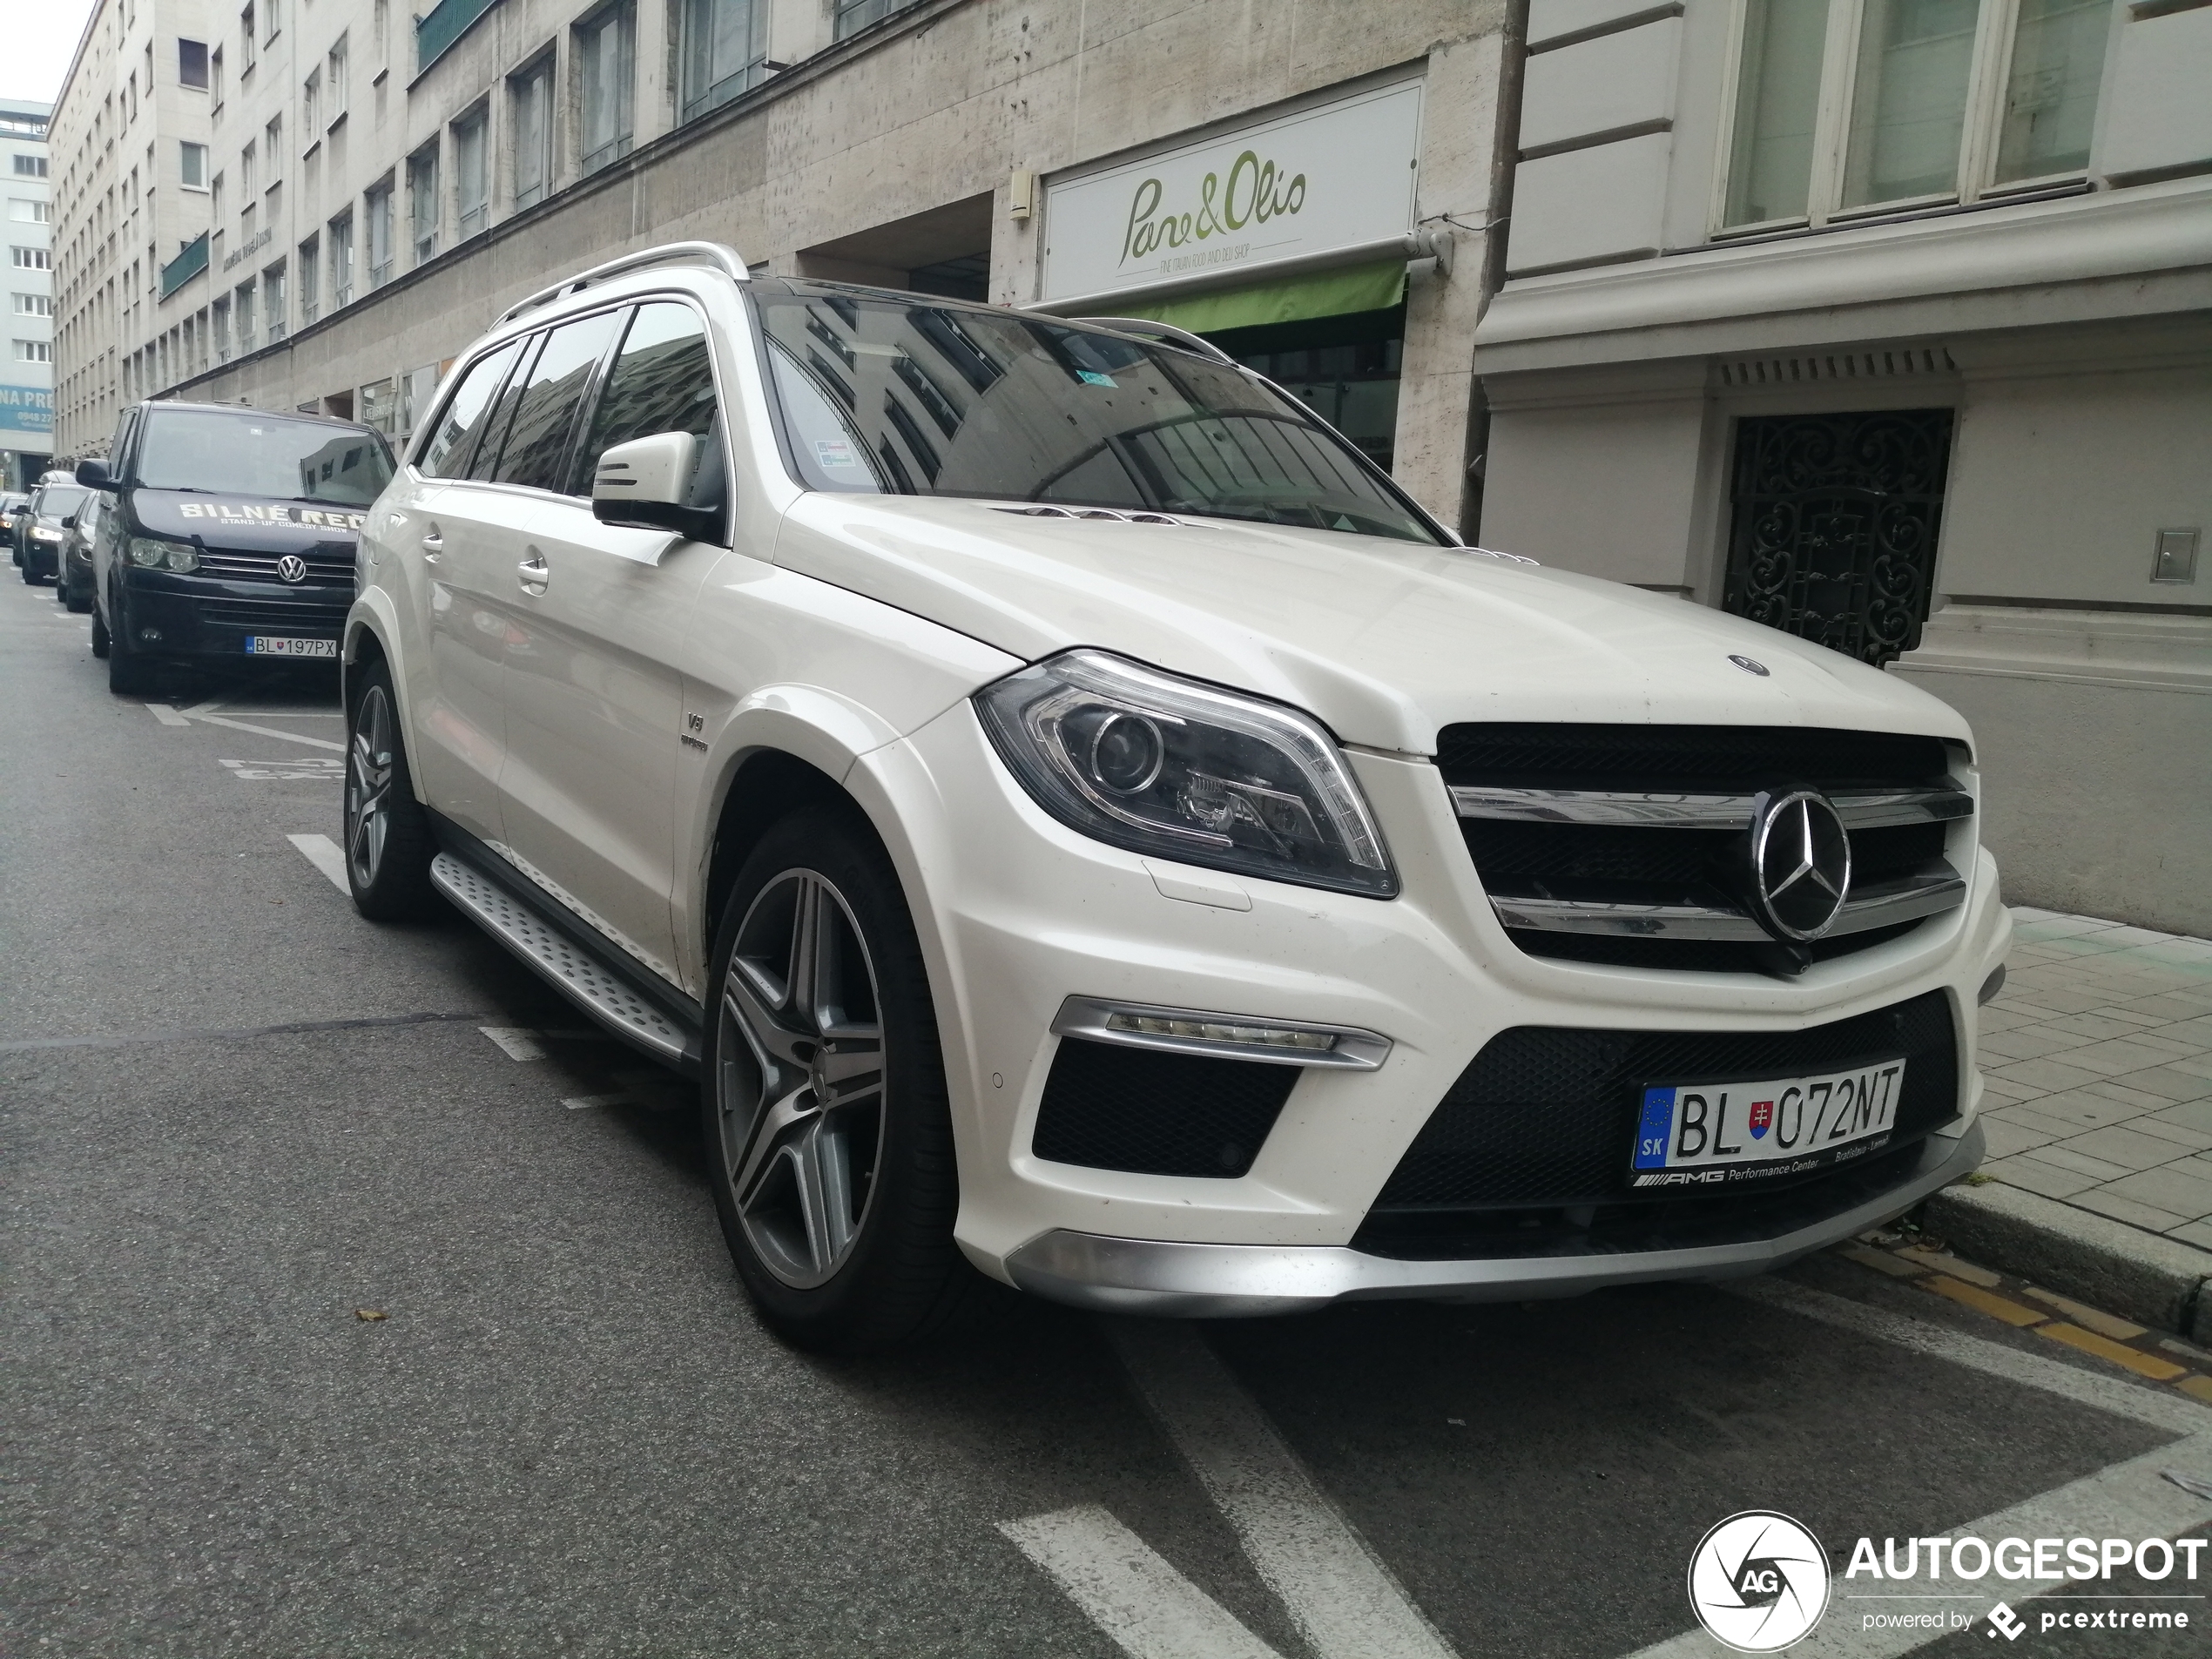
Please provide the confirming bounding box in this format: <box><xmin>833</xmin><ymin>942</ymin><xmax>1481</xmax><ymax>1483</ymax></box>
<box><xmin>487</xmin><ymin>310</ymin><xmax>623</xmax><ymax>494</ymax></box>
<box><xmin>418</xmin><ymin>341</ymin><xmax>521</xmax><ymax>478</ymax></box>
<box><xmin>570</xmin><ymin>301</ymin><xmax>720</xmax><ymax>495</ymax></box>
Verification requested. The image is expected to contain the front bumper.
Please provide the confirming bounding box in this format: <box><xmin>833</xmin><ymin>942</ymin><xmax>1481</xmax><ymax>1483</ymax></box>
<box><xmin>22</xmin><ymin>536</ymin><xmax>60</xmax><ymax>577</ymax></box>
<box><xmin>1006</xmin><ymin>1120</ymin><xmax>1984</xmax><ymax>1315</ymax></box>
<box><xmin>119</xmin><ymin>571</ymin><xmax>349</xmax><ymax>662</ymax></box>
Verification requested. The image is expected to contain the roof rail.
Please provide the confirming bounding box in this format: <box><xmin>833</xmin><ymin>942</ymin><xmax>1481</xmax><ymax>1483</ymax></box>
<box><xmin>1069</xmin><ymin>315</ymin><xmax>1237</xmax><ymax>366</ymax></box>
<box><xmin>496</xmin><ymin>241</ymin><xmax>751</xmax><ymax>327</ymax></box>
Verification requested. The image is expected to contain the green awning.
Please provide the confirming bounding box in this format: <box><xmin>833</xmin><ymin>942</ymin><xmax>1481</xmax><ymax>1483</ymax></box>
<box><xmin>1106</xmin><ymin>258</ymin><xmax>1406</xmax><ymax>336</ymax></box>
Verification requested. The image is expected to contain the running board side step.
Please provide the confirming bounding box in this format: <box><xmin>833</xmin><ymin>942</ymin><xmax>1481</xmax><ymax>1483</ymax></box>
<box><xmin>430</xmin><ymin>852</ymin><xmax>700</xmax><ymax>1070</ymax></box>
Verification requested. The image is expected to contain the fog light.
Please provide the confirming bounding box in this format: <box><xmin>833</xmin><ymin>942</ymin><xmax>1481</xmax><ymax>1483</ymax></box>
<box><xmin>138</xmin><ymin>627</ymin><xmax>163</xmax><ymax>643</ymax></box>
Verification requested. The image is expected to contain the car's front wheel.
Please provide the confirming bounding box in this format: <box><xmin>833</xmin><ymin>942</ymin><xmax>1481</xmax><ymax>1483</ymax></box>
<box><xmin>89</xmin><ymin>602</ymin><xmax>111</xmax><ymax>658</ymax></box>
<box><xmin>343</xmin><ymin>659</ymin><xmax>437</xmax><ymax>920</ymax></box>
<box><xmin>703</xmin><ymin>807</ymin><xmax>974</xmax><ymax>1353</ymax></box>
<box><xmin>105</xmin><ymin>597</ymin><xmax>157</xmax><ymax>694</ymax></box>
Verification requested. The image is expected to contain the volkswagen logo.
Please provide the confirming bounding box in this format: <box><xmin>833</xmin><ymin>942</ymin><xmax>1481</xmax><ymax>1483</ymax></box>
<box><xmin>1748</xmin><ymin>789</ymin><xmax>1852</xmax><ymax>941</ymax></box>
<box><xmin>277</xmin><ymin>555</ymin><xmax>308</xmax><ymax>584</ymax></box>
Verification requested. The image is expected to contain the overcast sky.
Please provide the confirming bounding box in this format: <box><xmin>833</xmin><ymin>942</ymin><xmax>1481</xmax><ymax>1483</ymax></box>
<box><xmin>3</xmin><ymin>0</ymin><xmax>102</xmax><ymax>108</ymax></box>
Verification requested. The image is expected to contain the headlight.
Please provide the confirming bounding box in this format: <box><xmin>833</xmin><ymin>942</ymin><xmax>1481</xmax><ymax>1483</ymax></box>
<box><xmin>128</xmin><ymin>536</ymin><xmax>199</xmax><ymax>573</ymax></box>
<box><xmin>974</xmin><ymin>649</ymin><xmax>1398</xmax><ymax>897</ymax></box>
<box><xmin>30</xmin><ymin>526</ymin><xmax>60</xmax><ymax>541</ymax></box>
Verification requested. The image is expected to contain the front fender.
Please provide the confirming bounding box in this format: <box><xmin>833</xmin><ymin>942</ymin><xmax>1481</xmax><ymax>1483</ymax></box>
<box><xmin>342</xmin><ymin>591</ymin><xmax>426</xmax><ymax>801</ymax></box>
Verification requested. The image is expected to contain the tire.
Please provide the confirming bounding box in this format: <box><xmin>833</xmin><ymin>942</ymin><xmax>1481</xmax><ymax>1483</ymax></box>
<box><xmin>65</xmin><ymin>585</ymin><xmax>90</xmax><ymax>614</ymax></box>
<box><xmin>90</xmin><ymin>604</ymin><xmax>111</xmax><ymax>658</ymax></box>
<box><xmin>342</xmin><ymin>658</ymin><xmax>438</xmax><ymax>921</ymax></box>
<box><xmin>19</xmin><ymin>556</ymin><xmax>37</xmax><ymax>584</ymax></box>
<box><xmin>702</xmin><ymin>806</ymin><xmax>975</xmax><ymax>1354</ymax></box>
<box><xmin>105</xmin><ymin>601</ymin><xmax>157</xmax><ymax>694</ymax></box>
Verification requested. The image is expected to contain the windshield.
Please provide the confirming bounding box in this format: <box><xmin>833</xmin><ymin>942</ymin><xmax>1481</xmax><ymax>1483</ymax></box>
<box><xmin>134</xmin><ymin>409</ymin><xmax>396</xmax><ymax>506</ymax></box>
<box><xmin>35</xmin><ymin>487</ymin><xmax>90</xmax><ymax>520</ymax></box>
<box><xmin>755</xmin><ymin>289</ymin><xmax>1441</xmax><ymax>544</ymax></box>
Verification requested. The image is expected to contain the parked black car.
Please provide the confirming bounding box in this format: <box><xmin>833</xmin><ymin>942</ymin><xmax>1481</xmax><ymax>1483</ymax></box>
<box><xmin>1</xmin><ymin>490</ymin><xmax>27</xmax><ymax>556</ymax></box>
<box><xmin>56</xmin><ymin>493</ymin><xmax>99</xmax><ymax>612</ymax></box>
<box><xmin>17</xmin><ymin>482</ymin><xmax>90</xmax><ymax>585</ymax></box>
<box><xmin>79</xmin><ymin>402</ymin><xmax>394</xmax><ymax>695</ymax></box>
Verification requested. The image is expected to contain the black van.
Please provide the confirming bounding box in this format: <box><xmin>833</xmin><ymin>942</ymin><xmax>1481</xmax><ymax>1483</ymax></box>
<box><xmin>77</xmin><ymin>401</ymin><xmax>395</xmax><ymax>695</ymax></box>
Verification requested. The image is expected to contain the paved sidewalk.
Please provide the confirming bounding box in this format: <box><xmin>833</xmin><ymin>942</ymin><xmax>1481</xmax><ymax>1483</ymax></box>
<box><xmin>1975</xmin><ymin>910</ymin><xmax>2212</xmax><ymax>1247</ymax></box>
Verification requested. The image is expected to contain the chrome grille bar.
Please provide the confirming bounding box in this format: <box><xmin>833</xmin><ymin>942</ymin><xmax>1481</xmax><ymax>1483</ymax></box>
<box><xmin>1450</xmin><ymin>783</ymin><xmax>1972</xmax><ymax>831</ymax></box>
<box><xmin>1488</xmin><ymin>867</ymin><xmax>1968</xmax><ymax>942</ymax></box>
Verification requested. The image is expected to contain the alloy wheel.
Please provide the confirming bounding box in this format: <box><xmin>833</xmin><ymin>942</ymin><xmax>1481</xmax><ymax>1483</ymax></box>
<box><xmin>345</xmin><ymin>685</ymin><xmax>395</xmax><ymax>891</ymax></box>
<box><xmin>716</xmin><ymin>869</ymin><xmax>888</xmax><ymax>1290</ymax></box>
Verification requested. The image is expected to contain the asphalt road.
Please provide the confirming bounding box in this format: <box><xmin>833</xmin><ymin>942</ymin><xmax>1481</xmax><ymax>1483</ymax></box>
<box><xmin>6</xmin><ymin>570</ymin><xmax>2209</xmax><ymax>1659</ymax></box>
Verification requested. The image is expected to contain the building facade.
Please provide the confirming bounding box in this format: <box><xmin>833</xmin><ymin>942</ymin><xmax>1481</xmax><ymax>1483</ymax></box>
<box><xmin>1474</xmin><ymin>0</ymin><xmax>2212</xmax><ymax>932</ymax></box>
<box><xmin>62</xmin><ymin>0</ymin><xmax>1514</xmax><ymax>533</ymax></box>
<box><xmin>3</xmin><ymin>99</ymin><xmax>55</xmax><ymax>489</ymax></box>
<box><xmin>49</xmin><ymin>0</ymin><xmax>214</xmax><ymax>459</ymax></box>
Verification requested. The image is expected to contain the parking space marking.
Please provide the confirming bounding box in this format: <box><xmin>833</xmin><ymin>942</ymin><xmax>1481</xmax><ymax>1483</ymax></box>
<box><xmin>191</xmin><ymin>710</ymin><xmax>345</xmax><ymax>751</ymax></box>
<box><xmin>0</xmin><ymin>1008</ymin><xmax>484</xmax><ymax>1054</ymax></box>
<box><xmin>146</xmin><ymin>703</ymin><xmax>191</xmax><ymax>726</ymax></box>
<box><xmin>480</xmin><ymin>1026</ymin><xmax>548</xmax><ymax>1062</ymax></box>
<box><xmin>286</xmin><ymin>833</ymin><xmax>351</xmax><ymax>893</ymax></box>
<box><xmin>562</xmin><ymin>1093</ymin><xmax>630</xmax><ymax>1110</ymax></box>
<box><xmin>220</xmin><ymin>757</ymin><xmax>346</xmax><ymax>781</ymax></box>
<box><xmin>998</xmin><ymin>1505</ymin><xmax>1285</xmax><ymax>1659</ymax></box>
<box><xmin>1106</xmin><ymin>1320</ymin><xmax>1458</xmax><ymax>1659</ymax></box>
<box><xmin>1627</xmin><ymin>1439</ymin><xmax>2212</xmax><ymax>1659</ymax></box>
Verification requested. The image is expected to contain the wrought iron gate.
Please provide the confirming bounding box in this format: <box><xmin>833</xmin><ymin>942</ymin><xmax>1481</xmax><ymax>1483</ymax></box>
<box><xmin>1723</xmin><ymin>409</ymin><xmax>1953</xmax><ymax>665</ymax></box>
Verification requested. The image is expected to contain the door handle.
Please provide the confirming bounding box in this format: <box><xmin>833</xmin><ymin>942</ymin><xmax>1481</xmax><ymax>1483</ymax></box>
<box><xmin>420</xmin><ymin>527</ymin><xmax>443</xmax><ymax>557</ymax></box>
<box><xmin>518</xmin><ymin>550</ymin><xmax>550</xmax><ymax>594</ymax></box>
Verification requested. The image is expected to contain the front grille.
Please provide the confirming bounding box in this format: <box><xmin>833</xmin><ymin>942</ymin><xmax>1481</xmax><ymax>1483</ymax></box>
<box><xmin>1441</xmin><ymin>723</ymin><xmax>1965</xmax><ymax>972</ymax></box>
<box><xmin>1032</xmin><ymin>1037</ymin><xmax>1299</xmax><ymax>1177</ymax></box>
<box><xmin>194</xmin><ymin>546</ymin><xmax>356</xmax><ymax>588</ymax></box>
<box><xmin>1365</xmin><ymin>989</ymin><xmax>1958</xmax><ymax>1212</ymax></box>
<box><xmin>193</xmin><ymin>596</ymin><xmax>347</xmax><ymax>633</ymax></box>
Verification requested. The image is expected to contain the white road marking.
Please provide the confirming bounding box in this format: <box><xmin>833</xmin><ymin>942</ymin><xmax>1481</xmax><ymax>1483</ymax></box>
<box><xmin>285</xmin><ymin>833</ymin><xmax>351</xmax><ymax>893</ymax></box>
<box><xmin>1625</xmin><ymin>1437</ymin><xmax>2212</xmax><ymax>1659</ymax></box>
<box><xmin>998</xmin><ymin>1505</ymin><xmax>1285</xmax><ymax>1659</ymax></box>
<box><xmin>146</xmin><ymin>702</ymin><xmax>190</xmax><ymax>726</ymax></box>
<box><xmin>188</xmin><ymin>709</ymin><xmax>345</xmax><ymax>751</ymax></box>
<box><xmin>1729</xmin><ymin>1277</ymin><xmax>2209</xmax><ymax>1434</ymax></box>
<box><xmin>479</xmin><ymin>1027</ymin><xmax>547</xmax><ymax>1062</ymax></box>
<box><xmin>562</xmin><ymin>1094</ymin><xmax>629</xmax><ymax>1110</ymax></box>
<box><xmin>1106</xmin><ymin>1320</ymin><xmax>1458</xmax><ymax>1659</ymax></box>
<box><xmin>219</xmin><ymin>756</ymin><xmax>346</xmax><ymax>780</ymax></box>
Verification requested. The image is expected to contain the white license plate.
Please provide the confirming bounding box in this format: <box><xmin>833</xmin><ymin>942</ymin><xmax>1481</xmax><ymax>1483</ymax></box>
<box><xmin>1629</xmin><ymin>1058</ymin><xmax>1907</xmax><ymax>1187</ymax></box>
<box><xmin>244</xmin><ymin>636</ymin><xmax>338</xmax><ymax>658</ymax></box>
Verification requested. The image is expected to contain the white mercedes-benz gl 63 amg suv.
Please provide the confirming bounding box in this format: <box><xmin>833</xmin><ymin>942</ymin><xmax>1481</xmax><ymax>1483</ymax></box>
<box><xmin>341</xmin><ymin>242</ymin><xmax>2010</xmax><ymax>1352</ymax></box>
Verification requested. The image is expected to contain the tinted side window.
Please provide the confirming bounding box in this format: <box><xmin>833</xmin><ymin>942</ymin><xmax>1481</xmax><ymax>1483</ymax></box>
<box><xmin>572</xmin><ymin>301</ymin><xmax>720</xmax><ymax>489</ymax></box>
<box><xmin>418</xmin><ymin>341</ymin><xmax>522</xmax><ymax>478</ymax></box>
<box><xmin>488</xmin><ymin>311</ymin><xmax>623</xmax><ymax>494</ymax></box>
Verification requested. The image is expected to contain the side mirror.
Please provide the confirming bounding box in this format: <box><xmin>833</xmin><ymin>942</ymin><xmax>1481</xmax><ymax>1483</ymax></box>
<box><xmin>61</xmin><ymin>515</ymin><xmax>78</xmax><ymax>529</ymax></box>
<box><xmin>590</xmin><ymin>432</ymin><xmax>721</xmax><ymax>543</ymax></box>
<box><xmin>75</xmin><ymin>458</ymin><xmax>118</xmax><ymax>491</ymax></box>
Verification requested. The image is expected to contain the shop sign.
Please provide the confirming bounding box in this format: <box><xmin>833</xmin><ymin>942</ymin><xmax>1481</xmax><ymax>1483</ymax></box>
<box><xmin>0</xmin><ymin>383</ymin><xmax>54</xmax><ymax>436</ymax></box>
<box><xmin>1041</xmin><ymin>79</ymin><xmax>1422</xmax><ymax>303</ymax></box>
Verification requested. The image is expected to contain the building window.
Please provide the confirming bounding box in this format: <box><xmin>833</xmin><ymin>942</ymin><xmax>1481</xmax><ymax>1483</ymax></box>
<box><xmin>211</xmin><ymin>47</ymin><xmax>225</xmax><ymax>108</ymax></box>
<box><xmin>365</xmin><ymin>180</ymin><xmax>393</xmax><ymax>287</ymax></box>
<box><xmin>833</xmin><ymin>0</ymin><xmax>918</xmax><ymax>40</ymax></box>
<box><xmin>577</xmin><ymin>3</ymin><xmax>635</xmax><ymax>174</ymax></box>
<box><xmin>10</xmin><ymin>246</ymin><xmax>50</xmax><ymax>270</ymax></box>
<box><xmin>454</xmin><ymin>107</ymin><xmax>489</xmax><ymax>239</ymax></box>
<box><xmin>13</xmin><ymin>293</ymin><xmax>55</xmax><ymax>316</ymax></box>
<box><xmin>240</xmin><ymin>5</ymin><xmax>256</xmax><ymax>71</ymax></box>
<box><xmin>179</xmin><ymin>37</ymin><xmax>209</xmax><ymax>87</ymax></box>
<box><xmin>303</xmin><ymin>69</ymin><xmax>320</xmax><ymax>132</ymax></box>
<box><xmin>679</xmin><ymin>0</ymin><xmax>765</xmax><ymax>123</ymax></box>
<box><xmin>235</xmin><ymin>279</ymin><xmax>256</xmax><ymax>351</ymax></box>
<box><xmin>213</xmin><ymin>296</ymin><xmax>232</xmax><ymax>361</ymax></box>
<box><xmin>8</xmin><ymin>199</ymin><xmax>53</xmax><ymax>224</ymax></box>
<box><xmin>299</xmin><ymin>233</ymin><xmax>319</xmax><ymax>321</ymax></box>
<box><xmin>17</xmin><ymin>338</ymin><xmax>52</xmax><ymax>362</ymax></box>
<box><xmin>511</xmin><ymin>57</ymin><xmax>555</xmax><ymax>209</ymax></box>
<box><xmin>240</xmin><ymin>140</ymin><xmax>257</xmax><ymax>200</ymax></box>
<box><xmin>328</xmin><ymin>36</ymin><xmax>349</xmax><ymax>122</ymax></box>
<box><xmin>265</xmin><ymin>116</ymin><xmax>283</xmax><ymax>184</ymax></box>
<box><xmin>263</xmin><ymin>261</ymin><xmax>286</xmax><ymax>341</ymax></box>
<box><xmin>1719</xmin><ymin>0</ymin><xmax>2113</xmax><ymax>232</ymax></box>
<box><xmin>180</xmin><ymin>141</ymin><xmax>209</xmax><ymax>189</ymax></box>
<box><xmin>12</xmin><ymin>154</ymin><xmax>49</xmax><ymax>179</ymax></box>
<box><xmin>329</xmin><ymin>212</ymin><xmax>354</xmax><ymax>305</ymax></box>
<box><xmin>408</xmin><ymin>145</ymin><xmax>439</xmax><ymax>263</ymax></box>
<box><xmin>264</xmin><ymin>0</ymin><xmax>280</xmax><ymax>41</ymax></box>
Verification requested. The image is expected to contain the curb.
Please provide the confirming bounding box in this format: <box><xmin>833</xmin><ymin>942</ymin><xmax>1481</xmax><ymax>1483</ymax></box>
<box><xmin>1924</xmin><ymin>1180</ymin><xmax>2212</xmax><ymax>1342</ymax></box>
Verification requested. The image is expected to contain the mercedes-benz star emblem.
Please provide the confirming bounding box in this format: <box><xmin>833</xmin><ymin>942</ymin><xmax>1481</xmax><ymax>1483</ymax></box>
<box><xmin>1730</xmin><ymin>654</ymin><xmax>1770</xmax><ymax>676</ymax></box>
<box><xmin>277</xmin><ymin>555</ymin><xmax>308</xmax><ymax>584</ymax></box>
<box><xmin>1749</xmin><ymin>788</ymin><xmax>1852</xmax><ymax>941</ymax></box>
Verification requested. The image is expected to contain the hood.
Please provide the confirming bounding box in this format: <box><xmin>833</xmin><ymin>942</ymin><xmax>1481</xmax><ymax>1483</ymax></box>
<box><xmin>772</xmin><ymin>495</ymin><xmax>1972</xmax><ymax>756</ymax></box>
<box><xmin>128</xmin><ymin>488</ymin><xmax>368</xmax><ymax>553</ymax></box>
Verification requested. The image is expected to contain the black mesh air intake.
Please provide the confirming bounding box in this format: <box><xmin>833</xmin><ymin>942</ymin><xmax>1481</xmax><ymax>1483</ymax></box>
<box><xmin>1033</xmin><ymin>1038</ymin><xmax>1300</xmax><ymax>1178</ymax></box>
<box><xmin>1369</xmin><ymin>989</ymin><xmax>1958</xmax><ymax>1211</ymax></box>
